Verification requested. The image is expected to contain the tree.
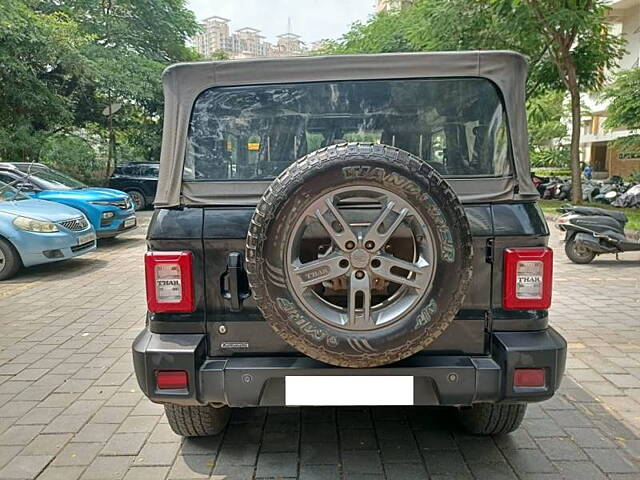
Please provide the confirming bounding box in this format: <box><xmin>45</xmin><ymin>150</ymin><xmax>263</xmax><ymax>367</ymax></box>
<box><xmin>602</xmin><ymin>68</ymin><xmax>640</xmax><ymax>153</ymax></box>
<box><xmin>326</xmin><ymin>0</ymin><xmax>624</xmax><ymax>202</ymax></box>
<box><xmin>528</xmin><ymin>91</ymin><xmax>570</xmax><ymax>168</ymax></box>
<box><xmin>0</xmin><ymin>0</ymin><xmax>90</xmax><ymax>161</ymax></box>
<box><xmin>509</xmin><ymin>1</ymin><xmax>624</xmax><ymax>202</ymax></box>
<box><xmin>30</xmin><ymin>0</ymin><xmax>200</xmax><ymax>177</ymax></box>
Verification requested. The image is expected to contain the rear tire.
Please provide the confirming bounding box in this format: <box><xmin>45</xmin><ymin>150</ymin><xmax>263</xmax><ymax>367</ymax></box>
<box><xmin>0</xmin><ymin>238</ymin><xmax>21</xmax><ymax>281</ymax></box>
<box><xmin>565</xmin><ymin>238</ymin><xmax>596</xmax><ymax>264</ymax></box>
<box><xmin>165</xmin><ymin>404</ymin><xmax>231</xmax><ymax>437</ymax></box>
<box><xmin>458</xmin><ymin>403</ymin><xmax>526</xmax><ymax>435</ymax></box>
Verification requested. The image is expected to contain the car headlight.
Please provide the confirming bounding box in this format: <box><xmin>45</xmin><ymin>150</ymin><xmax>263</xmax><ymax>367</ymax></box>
<box><xmin>13</xmin><ymin>216</ymin><xmax>59</xmax><ymax>233</ymax></box>
<box><xmin>90</xmin><ymin>200</ymin><xmax>129</xmax><ymax>209</ymax></box>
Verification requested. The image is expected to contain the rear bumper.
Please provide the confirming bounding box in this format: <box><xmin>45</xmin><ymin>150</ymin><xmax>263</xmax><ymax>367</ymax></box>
<box><xmin>132</xmin><ymin>328</ymin><xmax>566</xmax><ymax>407</ymax></box>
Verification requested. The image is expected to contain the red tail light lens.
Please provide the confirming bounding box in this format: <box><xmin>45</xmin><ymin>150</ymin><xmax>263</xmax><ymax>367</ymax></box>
<box><xmin>514</xmin><ymin>368</ymin><xmax>546</xmax><ymax>388</ymax></box>
<box><xmin>156</xmin><ymin>370</ymin><xmax>188</xmax><ymax>390</ymax></box>
<box><xmin>503</xmin><ymin>247</ymin><xmax>553</xmax><ymax>310</ymax></box>
<box><xmin>145</xmin><ymin>251</ymin><xmax>194</xmax><ymax>313</ymax></box>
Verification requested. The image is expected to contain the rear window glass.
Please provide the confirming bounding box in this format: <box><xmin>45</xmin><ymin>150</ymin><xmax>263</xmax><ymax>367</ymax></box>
<box><xmin>185</xmin><ymin>78</ymin><xmax>511</xmax><ymax>181</ymax></box>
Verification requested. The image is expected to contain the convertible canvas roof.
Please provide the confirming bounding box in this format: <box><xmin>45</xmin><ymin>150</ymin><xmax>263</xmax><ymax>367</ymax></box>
<box><xmin>155</xmin><ymin>51</ymin><xmax>538</xmax><ymax>207</ymax></box>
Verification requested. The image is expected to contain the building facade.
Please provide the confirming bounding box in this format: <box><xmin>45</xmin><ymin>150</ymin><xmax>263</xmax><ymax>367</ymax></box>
<box><xmin>192</xmin><ymin>16</ymin><xmax>306</xmax><ymax>59</ymax></box>
<box><xmin>581</xmin><ymin>0</ymin><xmax>640</xmax><ymax>178</ymax></box>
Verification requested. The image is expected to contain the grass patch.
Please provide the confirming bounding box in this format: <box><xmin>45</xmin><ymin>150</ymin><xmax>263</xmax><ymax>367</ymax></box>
<box><xmin>539</xmin><ymin>200</ymin><xmax>640</xmax><ymax>232</ymax></box>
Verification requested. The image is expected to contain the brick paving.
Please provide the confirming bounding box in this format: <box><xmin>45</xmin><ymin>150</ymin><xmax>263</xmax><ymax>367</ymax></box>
<box><xmin>0</xmin><ymin>211</ymin><xmax>638</xmax><ymax>479</ymax></box>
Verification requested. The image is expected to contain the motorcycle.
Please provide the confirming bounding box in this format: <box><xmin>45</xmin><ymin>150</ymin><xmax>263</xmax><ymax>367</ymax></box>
<box><xmin>556</xmin><ymin>205</ymin><xmax>640</xmax><ymax>264</ymax></box>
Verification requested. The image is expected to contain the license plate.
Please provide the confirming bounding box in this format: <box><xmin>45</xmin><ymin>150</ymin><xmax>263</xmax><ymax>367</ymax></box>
<box><xmin>77</xmin><ymin>233</ymin><xmax>95</xmax><ymax>245</ymax></box>
<box><xmin>124</xmin><ymin>217</ymin><xmax>136</xmax><ymax>228</ymax></box>
<box><xmin>285</xmin><ymin>376</ymin><xmax>413</xmax><ymax>406</ymax></box>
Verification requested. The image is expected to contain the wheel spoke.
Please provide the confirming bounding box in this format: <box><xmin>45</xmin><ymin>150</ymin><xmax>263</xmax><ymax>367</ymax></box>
<box><xmin>291</xmin><ymin>254</ymin><xmax>348</xmax><ymax>288</ymax></box>
<box><xmin>371</xmin><ymin>253</ymin><xmax>427</xmax><ymax>288</ymax></box>
<box><xmin>347</xmin><ymin>271</ymin><xmax>372</xmax><ymax>328</ymax></box>
<box><xmin>363</xmin><ymin>200</ymin><xmax>409</xmax><ymax>249</ymax></box>
<box><xmin>315</xmin><ymin>197</ymin><xmax>357</xmax><ymax>250</ymax></box>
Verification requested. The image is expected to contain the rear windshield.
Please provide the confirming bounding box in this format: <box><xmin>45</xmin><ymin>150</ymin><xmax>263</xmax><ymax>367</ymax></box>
<box><xmin>185</xmin><ymin>78</ymin><xmax>511</xmax><ymax>181</ymax></box>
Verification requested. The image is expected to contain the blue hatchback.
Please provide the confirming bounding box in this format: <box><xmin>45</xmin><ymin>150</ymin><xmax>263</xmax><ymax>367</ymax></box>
<box><xmin>0</xmin><ymin>163</ymin><xmax>137</xmax><ymax>238</ymax></box>
<box><xmin>0</xmin><ymin>181</ymin><xmax>97</xmax><ymax>280</ymax></box>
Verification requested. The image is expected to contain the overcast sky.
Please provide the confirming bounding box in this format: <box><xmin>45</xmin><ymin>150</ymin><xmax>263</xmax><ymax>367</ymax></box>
<box><xmin>186</xmin><ymin>0</ymin><xmax>375</xmax><ymax>44</ymax></box>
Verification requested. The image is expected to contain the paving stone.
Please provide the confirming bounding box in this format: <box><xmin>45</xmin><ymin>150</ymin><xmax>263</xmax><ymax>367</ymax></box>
<box><xmin>340</xmin><ymin>428</ymin><xmax>376</xmax><ymax>450</ymax></box>
<box><xmin>255</xmin><ymin>452</ymin><xmax>298</xmax><ymax>478</ymax></box>
<box><xmin>123</xmin><ymin>466</ymin><xmax>170</xmax><ymax>480</ymax></box>
<box><xmin>504</xmin><ymin>449</ymin><xmax>557</xmax><ymax>474</ymax></box>
<box><xmin>260</xmin><ymin>430</ymin><xmax>299</xmax><ymax>453</ymax></box>
<box><xmin>178</xmin><ymin>436</ymin><xmax>221</xmax><ymax>455</ymax></box>
<box><xmin>300</xmin><ymin>442</ymin><xmax>339</xmax><ymax>465</ymax></box>
<box><xmin>37</xmin><ymin>466</ymin><xmax>85</xmax><ymax>480</ymax></box>
<box><xmin>378</xmin><ymin>438</ymin><xmax>421</xmax><ymax>463</ymax></box>
<box><xmin>80</xmin><ymin>455</ymin><xmax>134</xmax><ymax>480</ymax></box>
<box><xmin>215</xmin><ymin>443</ymin><xmax>259</xmax><ymax>466</ymax></box>
<box><xmin>211</xmin><ymin>464</ymin><xmax>255</xmax><ymax>480</ymax></box>
<box><xmin>536</xmin><ymin>437</ymin><xmax>587</xmax><ymax>461</ymax></box>
<box><xmin>0</xmin><ymin>445</ymin><xmax>22</xmax><ymax>468</ymax></box>
<box><xmin>468</xmin><ymin>463</ymin><xmax>518</xmax><ymax>480</ymax></box>
<box><xmin>72</xmin><ymin>423</ymin><xmax>118</xmax><ymax>444</ymax></box>
<box><xmin>0</xmin><ymin>425</ymin><xmax>42</xmax><ymax>445</ymax></box>
<box><xmin>384</xmin><ymin>463</ymin><xmax>428</xmax><ymax>480</ymax></box>
<box><xmin>584</xmin><ymin>448</ymin><xmax>639</xmax><ymax>473</ymax></box>
<box><xmin>52</xmin><ymin>442</ymin><xmax>103</xmax><ymax>466</ymax></box>
<box><xmin>167</xmin><ymin>454</ymin><xmax>214</xmax><ymax>479</ymax></box>
<box><xmin>0</xmin><ymin>454</ymin><xmax>53</xmax><ymax>479</ymax></box>
<box><xmin>553</xmin><ymin>461</ymin><xmax>607</xmax><ymax>480</ymax></box>
<box><xmin>22</xmin><ymin>433</ymin><xmax>73</xmax><ymax>455</ymax></box>
<box><xmin>422</xmin><ymin>450</ymin><xmax>471</xmax><ymax>475</ymax></box>
<box><xmin>565</xmin><ymin>427</ymin><xmax>617</xmax><ymax>449</ymax></box>
<box><xmin>102</xmin><ymin>433</ymin><xmax>147</xmax><ymax>456</ymax></box>
<box><xmin>341</xmin><ymin>450</ymin><xmax>383</xmax><ymax>475</ymax></box>
<box><xmin>117</xmin><ymin>415</ymin><xmax>158</xmax><ymax>434</ymax></box>
<box><xmin>134</xmin><ymin>442</ymin><xmax>180</xmax><ymax>466</ymax></box>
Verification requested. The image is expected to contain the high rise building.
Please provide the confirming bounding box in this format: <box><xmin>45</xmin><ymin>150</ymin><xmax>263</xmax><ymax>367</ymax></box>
<box><xmin>192</xmin><ymin>16</ymin><xmax>306</xmax><ymax>59</ymax></box>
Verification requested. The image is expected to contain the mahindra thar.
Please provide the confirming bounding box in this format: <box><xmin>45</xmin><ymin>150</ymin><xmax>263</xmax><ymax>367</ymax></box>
<box><xmin>133</xmin><ymin>51</ymin><xmax>567</xmax><ymax>437</ymax></box>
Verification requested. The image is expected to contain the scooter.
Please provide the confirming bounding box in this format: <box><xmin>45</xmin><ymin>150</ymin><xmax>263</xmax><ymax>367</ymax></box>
<box><xmin>556</xmin><ymin>205</ymin><xmax>640</xmax><ymax>264</ymax></box>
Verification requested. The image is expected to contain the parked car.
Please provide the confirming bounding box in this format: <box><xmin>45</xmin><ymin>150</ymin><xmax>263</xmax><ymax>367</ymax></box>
<box><xmin>108</xmin><ymin>163</ymin><xmax>159</xmax><ymax>210</ymax></box>
<box><xmin>0</xmin><ymin>163</ymin><xmax>137</xmax><ymax>238</ymax></box>
<box><xmin>133</xmin><ymin>52</ymin><xmax>567</xmax><ymax>438</ymax></box>
<box><xmin>0</xmin><ymin>181</ymin><xmax>96</xmax><ymax>280</ymax></box>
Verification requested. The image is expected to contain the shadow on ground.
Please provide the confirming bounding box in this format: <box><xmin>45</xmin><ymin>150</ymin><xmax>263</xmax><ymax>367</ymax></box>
<box><xmin>173</xmin><ymin>377</ymin><xmax>639</xmax><ymax>479</ymax></box>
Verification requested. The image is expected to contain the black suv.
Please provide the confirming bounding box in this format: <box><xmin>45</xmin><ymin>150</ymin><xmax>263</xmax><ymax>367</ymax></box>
<box><xmin>133</xmin><ymin>51</ymin><xmax>567</xmax><ymax>437</ymax></box>
<box><xmin>109</xmin><ymin>163</ymin><xmax>159</xmax><ymax>210</ymax></box>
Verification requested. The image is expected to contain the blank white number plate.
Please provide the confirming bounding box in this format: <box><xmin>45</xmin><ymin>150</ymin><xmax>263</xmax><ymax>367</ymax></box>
<box><xmin>285</xmin><ymin>376</ymin><xmax>413</xmax><ymax>406</ymax></box>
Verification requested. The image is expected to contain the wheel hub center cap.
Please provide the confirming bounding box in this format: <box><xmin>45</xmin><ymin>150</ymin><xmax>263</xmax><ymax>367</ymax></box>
<box><xmin>350</xmin><ymin>248</ymin><xmax>371</xmax><ymax>269</ymax></box>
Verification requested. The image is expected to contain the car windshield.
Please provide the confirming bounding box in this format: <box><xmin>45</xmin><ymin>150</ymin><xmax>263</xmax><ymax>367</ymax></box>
<box><xmin>185</xmin><ymin>78</ymin><xmax>512</xmax><ymax>181</ymax></box>
<box><xmin>28</xmin><ymin>167</ymin><xmax>87</xmax><ymax>190</ymax></box>
<box><xmin>0</xmin><ymin>181</ymin><xmax>28</xmax><ymax>201</ymax></box>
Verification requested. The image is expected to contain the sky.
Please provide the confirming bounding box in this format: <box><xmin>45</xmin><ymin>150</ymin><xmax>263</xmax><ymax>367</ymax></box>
<box><xmin>186</xmin><ymin>0</ymin><xmax>375</xmax><ymax>44</ymax></box>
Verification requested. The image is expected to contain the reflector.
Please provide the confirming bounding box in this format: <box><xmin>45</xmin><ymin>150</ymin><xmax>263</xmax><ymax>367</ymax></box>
<box><xmin>156</xmin><ymin>370</ymin><xmax>188</xmax><ymax>390</ymax></box>
<box><xmin>514</xmin><ymin>368</ymin><xmax>545</xmax><ymax>388</ymax></box>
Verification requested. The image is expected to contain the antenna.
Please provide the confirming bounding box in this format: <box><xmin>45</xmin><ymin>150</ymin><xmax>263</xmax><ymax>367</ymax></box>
<box><xmin>287</xmin><ymin>17</ymin><xmax>292</xmax><ymax>35</ymax></box>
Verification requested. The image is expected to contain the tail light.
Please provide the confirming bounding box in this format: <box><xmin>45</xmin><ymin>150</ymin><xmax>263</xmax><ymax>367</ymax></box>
<box><xmin>145</xmin><ymin>251</ymin><xmax>194</xmax><ymax>313</ymax></box>
<box><xmin>503</xmin><ymin>247</ymin><xmax>553</xmax><ymax>310</ymax></box>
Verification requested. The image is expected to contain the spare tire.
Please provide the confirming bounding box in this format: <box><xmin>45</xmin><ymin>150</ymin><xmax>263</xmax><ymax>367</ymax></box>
<box><xmin>246</xmin><ymin>143</ymin><xmax>473</xmax><ymax>368</ymax></box>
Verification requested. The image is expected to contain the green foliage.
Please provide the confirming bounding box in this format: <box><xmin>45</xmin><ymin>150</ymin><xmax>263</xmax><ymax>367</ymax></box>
<box><xmin>532</xmin><ymin>168</ymin><xmax>571</xmax><ymax>177</ymax></box>
<box><xmin>0</xmin><ymin>0</ymin><xmax>91</xmax><ymax>161</ymax></box>
<box><xmin>39</xmin><ymin>135</ymin><xmax>105</xmax><ymax>185</ymax></box>
<box><xmin>528</xmin><ymin>91</ymin><xmax>570</xmax><ymax>168</ymax></box>
<box><xmin>0</xmin><ymin>0</ymin><xmax>199</xmax><ymax>183</ymax></box>
<box><xmin>602</xmin><ymin>68</ymin><xmax>640</xmax><ymax>154</ymax></box>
